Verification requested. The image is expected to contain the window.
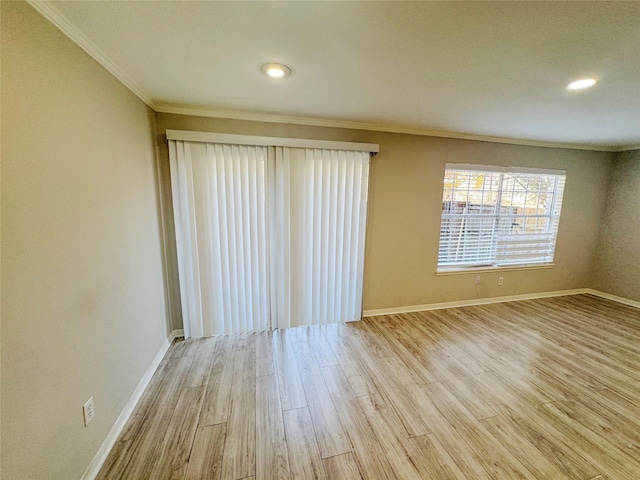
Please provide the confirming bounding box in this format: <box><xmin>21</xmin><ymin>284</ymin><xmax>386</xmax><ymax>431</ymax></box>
<box><xmin>437</xmin><ymin>164</ymin><xmax>566</xmax><ymax>269</ymax></box>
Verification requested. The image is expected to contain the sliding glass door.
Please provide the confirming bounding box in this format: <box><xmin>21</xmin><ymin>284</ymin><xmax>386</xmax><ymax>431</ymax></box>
<box><xmin>169</xmin><ymin>141</ymin><xmax>269</xmax><ymax>337</ymax></box>
<box><xmin>270</xmin><ymin>147</ymin><xmax>369</xmax><ymax>329</ymax></box>
<box><xmin>169</xmin><ymin>134</ymin><xmax>374</xmax><ymax>337</ymax></box>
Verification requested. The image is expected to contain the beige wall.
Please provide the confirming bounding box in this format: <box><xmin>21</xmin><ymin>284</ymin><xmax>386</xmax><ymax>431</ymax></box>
<box><xmin>592</xmin><ymin>150</ymin><xmax>640</xmax><ymax>302</ymax></box>
<box><xmin>1</xmin><ymin>3</ymin><xmax>169</xmax><ymax>479</ymax></box>
<box><xmin>155</xmin><ymin>113</ymin><xmax>614</xmax><ymax>319</ymax></box>
<box><xmin>0</xmin><ymin>3</ymin><xmax>628</xmax><ymax>478</ymax></box>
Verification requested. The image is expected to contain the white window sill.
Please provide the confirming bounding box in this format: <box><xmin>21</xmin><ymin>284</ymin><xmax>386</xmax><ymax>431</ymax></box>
<box><xmin>436</xmin><ymin>263</ymin><xmax>555</xmax><ymax>276</ymax></box>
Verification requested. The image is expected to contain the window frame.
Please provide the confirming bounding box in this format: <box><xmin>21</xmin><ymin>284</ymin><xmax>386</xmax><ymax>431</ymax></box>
<box><xmin>436</xmin><ymin>163</ymin><xmax>566</xmax><ymax>272</ymax></box>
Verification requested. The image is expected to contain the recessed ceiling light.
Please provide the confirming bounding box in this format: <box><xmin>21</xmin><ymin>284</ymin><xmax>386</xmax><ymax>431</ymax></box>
<box><xmin>567</xmin><ymin>79</ymin><xmax>597</xmax><ymax>90</ymax></box>
<box><xmin>260</xmin><ymin>63</ymin><xmax>291</xmax><ymax>78</ymax></box>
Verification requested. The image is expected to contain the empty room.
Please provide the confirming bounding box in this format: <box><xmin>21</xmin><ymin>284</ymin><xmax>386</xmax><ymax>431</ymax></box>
<box><xmin>2</xmin><ymin>1</ymin><xmax>640</xmax><ymax>479</ymax></box>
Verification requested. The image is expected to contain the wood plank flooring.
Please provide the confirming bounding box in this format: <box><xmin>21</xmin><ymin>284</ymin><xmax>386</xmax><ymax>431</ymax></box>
<box><xmin>97</xmin><ymin>294</ymin><xmax>640</xmax><ymax>480</ymax></box>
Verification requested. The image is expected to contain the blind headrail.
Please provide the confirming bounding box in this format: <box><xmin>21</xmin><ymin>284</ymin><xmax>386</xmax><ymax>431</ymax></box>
<box><xmin>445</xmin><ymin>163</ymin><xmax>566</xmax><ymax>176</ymax></box>
<box><xmin>166</xmin><ymin>130</ymin><xmax>379</xmax><ymax>153</ymax></box>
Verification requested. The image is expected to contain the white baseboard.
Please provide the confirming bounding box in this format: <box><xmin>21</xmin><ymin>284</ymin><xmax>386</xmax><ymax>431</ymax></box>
<box><xmin>586</xmin><ymin>289</ymin><xmax>640</xmax><ymax>309</ymax></box>
<box><xmin>363</xmin><ymin>287</ymin><xmax>639</xmax><ymax>317</ymax></box>
<box><xmin>81</xmin><ymin>330</ymin><xmax>182</xmax><ymax>480</ymax></box>
<box><xmin>172</xmin><ymin>328</ymin><xmax>185</xmax><ymax>338</ymax></box>
<box><xmin>363</xmin><ymin>288</ymin><xmax>591</xmax><ymax>317</ymax></box>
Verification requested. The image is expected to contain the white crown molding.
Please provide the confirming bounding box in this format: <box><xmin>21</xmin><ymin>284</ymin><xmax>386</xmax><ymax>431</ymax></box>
<box><xmin>27</xmin><ymin>0</ymin><xmax>154</xmax><ymax>107</ymax></box>
<box><xmin>153</xmin><ymin>103</ymin><xmax>626</xmax><ymax>152</ymax></box>
<box><xmin>27</xmin><ymin>1</ymin><xmax>638</xmax><ymax>154</ymax></box>
<box><xmin>611</xmin><ymin>145</ymin><xmax>640</xmax><ymax>153</ymax></box>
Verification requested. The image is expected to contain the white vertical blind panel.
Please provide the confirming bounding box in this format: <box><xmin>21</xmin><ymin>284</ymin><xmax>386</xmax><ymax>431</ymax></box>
<box><xmin>354</xmin><ymin>153</ymin><xmax>369</xmax><ymax>318</ymax></box>
<box><xmin>342</xmin><ymin>157</ymin><xmax>355</xmax><ymax>321</ymax></box>
<box><xmin>169</xmin><ymin>141</ymin><xmax>199</xmax><ymax>338</ymax></box>
<box><xmin>273</xmin><ymin>147</ymin><xmax>370</xmax><ymax>328</ymax></box>
<box><xmin>169</xmin><ymin>140</ymin><xmax>268</xmax><ymax>337</ymax></box>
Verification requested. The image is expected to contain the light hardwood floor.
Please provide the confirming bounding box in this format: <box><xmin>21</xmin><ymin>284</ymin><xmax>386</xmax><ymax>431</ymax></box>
<box><xmin>97</xmin><ymin>294</ymin><xmax>640</xmax><ymax>479</ymax></box>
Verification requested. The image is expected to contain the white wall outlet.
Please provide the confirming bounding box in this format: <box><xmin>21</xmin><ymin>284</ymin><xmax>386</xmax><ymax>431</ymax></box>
<box><xmin>498</xmin><ymin>276</ymin><xmax>504</xmax><ymax>286</ymax></box>
<box><xmin>83</xmin><ymin>396</ymin><xmax>95</xmax><ymax>427</ymax></box>
<box><xmin>475</xmin><ymin>275</ymin><xmax>481</xmax><ymax>284</ymax></box>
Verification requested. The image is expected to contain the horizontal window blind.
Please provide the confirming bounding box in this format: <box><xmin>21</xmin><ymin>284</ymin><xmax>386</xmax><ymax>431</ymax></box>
<box><xmin>438</xmin><ymin>165</ymin><xmax>566</xmax><ymax>268</ymax></box>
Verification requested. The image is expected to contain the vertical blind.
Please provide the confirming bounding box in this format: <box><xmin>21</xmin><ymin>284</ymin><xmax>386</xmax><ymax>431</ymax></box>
<box><xmin>168</xmin><ymin>133</ymin><xmax>375</xmax><ymax>337</ymax></box>
<box><xmin>169</xmin><ymin>141</ymin><xmax>270</xmax><ymax>337</ymax></box>
<box><xmin>270</xmin><ymin>147</ymin><xmax>370</xmax><ymax>328</ymax></box>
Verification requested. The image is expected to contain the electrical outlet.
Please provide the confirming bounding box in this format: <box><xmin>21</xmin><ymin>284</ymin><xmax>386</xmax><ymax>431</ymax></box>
<box><xmin>498</xmin><ymin>277</ymin><xmax>504</xmax><ymax>286</ymax></box>
<box><xmin>83</xmin><ymin>396</ymin><xmax>95</xmax><ymax>427</ymax></box>
<box><xmin>475</xmin><ymin>275</ymin><xmax>481</xmax><ymax>284</ymax></box>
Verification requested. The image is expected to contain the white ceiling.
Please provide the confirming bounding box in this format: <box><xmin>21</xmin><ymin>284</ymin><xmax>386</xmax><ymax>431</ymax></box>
<box><xmin>35</xmin><ymin>1</ymin><xmax>640</xmax><ymax>150</ymax></box>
